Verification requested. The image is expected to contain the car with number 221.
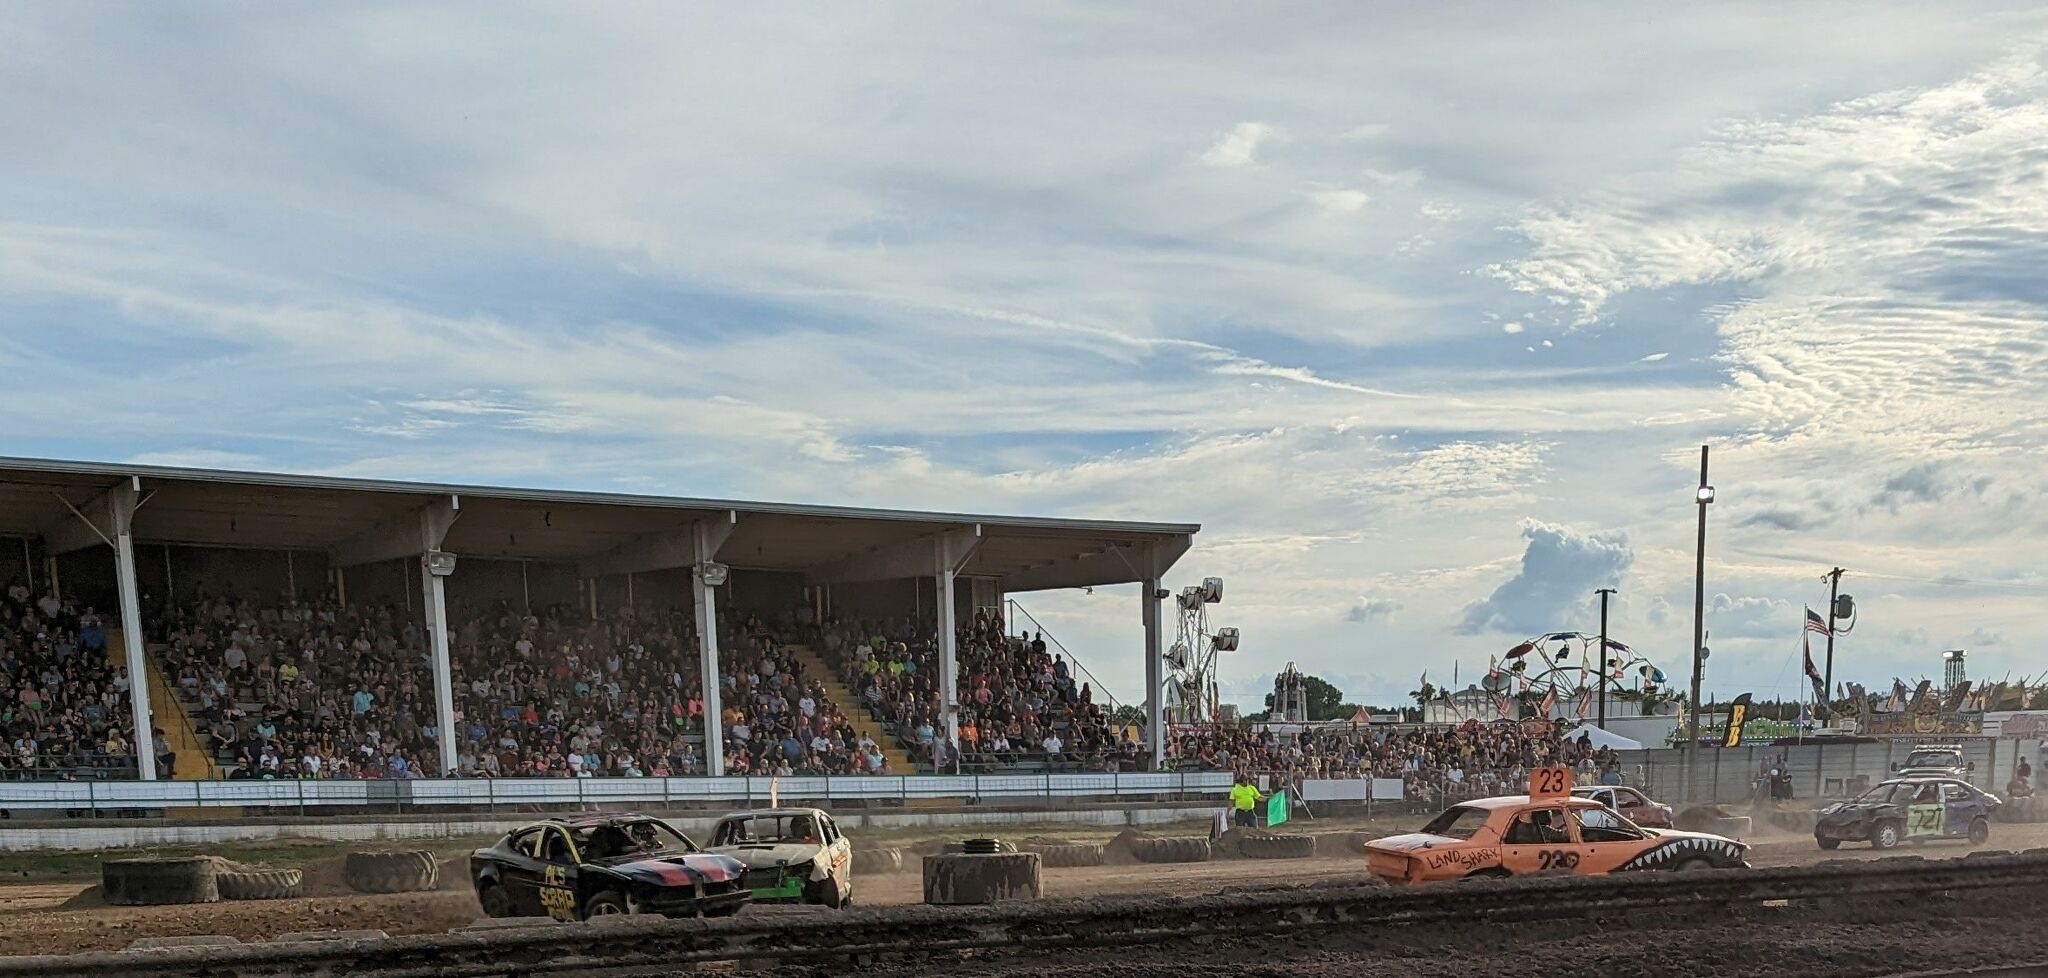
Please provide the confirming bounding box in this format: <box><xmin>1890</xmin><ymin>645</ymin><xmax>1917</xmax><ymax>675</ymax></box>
<box><xmin>1365</xmin><ymin>767</ymin><xmax>1750</xmax><ymax>885</ymax></box>
<box><xmin>1814</xmin><ymin>777</ymin><xmax>1999</xmax><ymax>850</ymax></box>
<box><xmin>470</xmin><ymin>813</ymin><xmax>750</xmax><ymax>921</ymax></box>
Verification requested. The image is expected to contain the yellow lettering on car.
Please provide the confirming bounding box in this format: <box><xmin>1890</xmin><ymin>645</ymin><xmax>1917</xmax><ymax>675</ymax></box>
<box><xmin>539</xmin><ymin>885</ymin><xmax>577</xmax><ymax>921</ymax></box>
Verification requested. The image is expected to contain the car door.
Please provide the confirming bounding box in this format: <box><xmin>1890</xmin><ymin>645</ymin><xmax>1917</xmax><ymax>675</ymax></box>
<box><xmin>818</xmin><ymin>814</ymin><xmax>851</xmax><ymax>894</ymax></box>
<box><xmin>1940</xmin><ymin>782</ymin><xmax>1977</xmax><ymax>838</ymax></box>
<box><xmin>1500</xmin><ymin>806</ymin><xmax>1578</xmax><ymax>874</ymax></box>
<box><xmin>1569</xmin><ymin>806</ymin><xmax>1652</xmax><ymax>874</ymax></box>
<box><xmin>533</xmin><ymin>825</ymin><xmax>584</xmax><ymax>921</ymax></box>
<box><xmin>496</xmin><ymin>828</ymin><xmax>550</xmax><ymax>916</ymax></box>
<box><xmin>1904</xmin><ymin>783</ymin><xmax>1947</xmax><ymax>841</ymax></box>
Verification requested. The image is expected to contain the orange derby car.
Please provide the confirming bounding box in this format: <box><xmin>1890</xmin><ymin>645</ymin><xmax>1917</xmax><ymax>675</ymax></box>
<box><xmin>1367</xmin><ymin>772</ymin><xmax>1748</xmax><ymax>885</ymax></box>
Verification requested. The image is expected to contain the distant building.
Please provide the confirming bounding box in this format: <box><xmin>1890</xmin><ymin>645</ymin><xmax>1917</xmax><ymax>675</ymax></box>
<box><xmin>1943</xmin><ymin>649</ymin><xmax>1968</xmax><ymax>691</ymax></box>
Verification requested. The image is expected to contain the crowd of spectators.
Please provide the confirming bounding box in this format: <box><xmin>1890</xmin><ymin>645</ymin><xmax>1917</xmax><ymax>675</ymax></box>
<box><xmin>151</xmin><ymin>590</ymin><xmax>896</xmax><ymax>781</ymax></box>
<box><xmin>447</xmin><ymin>601</ymin><xmax>890</xmax><ymax>779</ymax></box>
<box><xmin>1168</xmin><ymin>721</ymin><xmax>1622</xmax><ymax>804</ymax></box>
<box><xmin>813</xmin><ymin>609</ymin><xmax>1142</xmax><ymax>773</ymax></box>
<box><xmin>158</xmin><ymin>593</ymin><xmax>443</xmax><ymax>779</ymax></box>
<box><xmin>0</xmin><ymin>580</ymin><xmax>145</xmax><ymax>778</ymax></box>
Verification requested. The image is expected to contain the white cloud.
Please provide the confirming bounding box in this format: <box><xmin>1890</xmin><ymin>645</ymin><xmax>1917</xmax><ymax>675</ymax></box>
<box><xmin>1346</xmin><ymin>597</ymin><xmax>1402</xmax><ymax>623</ymax></box>
<box><xmin>1199</xmin><ymin>122</ymin><xmax>1272</xmax><ymax>168</ymax></box>
<box><xmin>1639</xmin><ymin>352</ymin><xmax>1669</xmax><ymax>362</ymax></box>
<box><xmin>1503</xmin><ymin>321</ymin><xmax>1525</xmax><ymax>334</ymax></box>
<box><xmin>1308</xmin><ymin>187</ymin><xmax>1370</xmax><ymax>214</ymax></box>
<box><xmin>1458</xmin><ymin>521</ymin><xmax>1633</xmax><ymax>635</ymax></box>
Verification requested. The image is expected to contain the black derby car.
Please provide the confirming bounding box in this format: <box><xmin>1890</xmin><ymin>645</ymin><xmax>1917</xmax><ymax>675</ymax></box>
<box><xmin>1815</xmin><ymin>777</ymin><xmax>1999</xmax><ymax>850</ymax></box>
<box><xmin>471</xmin><ymin>812</ymin><xmax>750</xmax><ymax>920</ymax></box>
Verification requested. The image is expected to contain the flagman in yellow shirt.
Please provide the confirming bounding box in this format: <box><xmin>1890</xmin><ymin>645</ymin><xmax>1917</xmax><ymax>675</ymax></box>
<box><xmin>1229</xmin><ymin>776</ymin><xmax>1265</xmax><ymax>829</ymax></box>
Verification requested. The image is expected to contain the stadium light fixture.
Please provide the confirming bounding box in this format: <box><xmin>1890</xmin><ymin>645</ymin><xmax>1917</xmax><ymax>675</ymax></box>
<box><xmin>696</xmin><ymin>562</ymin><xmax>730</xmax><ymax>586</ymax></box>
<box><xmin>423</xmin><ymin>550</ymin><xmax>458</xmax><ymax>578</ymax></box>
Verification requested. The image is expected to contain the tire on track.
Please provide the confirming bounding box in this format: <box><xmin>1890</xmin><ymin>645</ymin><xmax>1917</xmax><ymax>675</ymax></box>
<box><xmin>852</xmin><ymin>848</ymin><xmax>904</xmax><ymax>875</ymax></box>
<box><xmin>1239</xmin><ymin>833</ymin><xmax>1315</xmax><ymax>860</ymax></box>
<box><xmin>1028</xmin><ymin>843</ymin><xmax>1105</xmax><ymax>868</ymax></box>
<box><xmin>343</xmin><ymin>850</ymin><xmax>440</xmax><ymax>894</ymax></box>
<box><xmin>103</xmin><ymin>857</ymin><xmax>219</xmax><ymax>906</ymax></box>
<box><xmin>1132</xmin><ymin>836</ymin><xmax>1210</xmax><ymax>864</ymax></box>
<box><xmin>215</xmin><ymin>867</ymin><xmax>304</xmax><ymax>901</ymax></box>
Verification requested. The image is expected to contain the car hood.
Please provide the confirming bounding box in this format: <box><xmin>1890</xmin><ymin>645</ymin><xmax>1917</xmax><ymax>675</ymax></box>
<box><xmin>705</xmin><ymin>843</ymin><xmax>822</xmax><ymax>869</ymax></box>
<box><xmin>1363</xmin><ymin>832</ymin><xmax>1465</xmax><ymax>853</ymax></box>
<box><xmin>1818</xmin><ymin>801</ymin><xmax>1897</xmax><ymax>821</ymax></box>
<box><xmin>1643</xmin><ymin>827</ymin><xmax>1747</xmax><ymax>849</ymax></box>
<box><xmin>602</xmin><ymin>853</ymin><xmax>745</xmax><ymax>887</ymax></box>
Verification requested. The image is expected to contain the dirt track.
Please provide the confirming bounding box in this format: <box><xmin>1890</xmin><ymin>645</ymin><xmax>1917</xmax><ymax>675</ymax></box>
<box><xmin>6</xmin><ymin>818</ymin><xmax>2045</xmax><ymax>957</ymax></box>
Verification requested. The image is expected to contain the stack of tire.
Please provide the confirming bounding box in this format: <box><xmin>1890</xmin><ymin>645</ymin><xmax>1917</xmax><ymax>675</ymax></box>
<box><xmin>343</xmin><ymin>850</ymin><xmax>440</xmax><ymax>894</ymax></box>
<box><xmin>922</xmin><ymin>838</ymin><xmax>1041</xmax><ymax>905</ymax></box>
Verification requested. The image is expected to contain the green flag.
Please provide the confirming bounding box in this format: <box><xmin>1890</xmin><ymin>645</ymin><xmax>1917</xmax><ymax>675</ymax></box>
<box><xmin>1265</xmin><ymin>790</ymin><xmax>1288</xmax><ymax>828</ymax></box>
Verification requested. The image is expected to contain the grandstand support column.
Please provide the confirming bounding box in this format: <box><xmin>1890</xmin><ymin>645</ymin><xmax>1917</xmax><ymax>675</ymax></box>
<box><xmin>937</xmin><ymin>567</ymin><xmax>960</xmax><ymax>756</ymax></box>
<box><xmin>692</xmin><ymin>514</ymin><xmax>739</xmax><ymax>776</ymax></box>
<box><xmin>420</xmin><ymin>553</ymin><xmax>458</xmax><ymax>777</ymax></box>
<box><xmin>931</xmin><ymin>526</ymin><xmax>983</xmax><ymax>768</ymax></box>
<box><xmin>1142</xmin><ymin>568</ymin><xmax>1163</xmax><ymax>774</ymax></box>
<box><xmin>114</xmin><ymin>517</ymin><xmax>158</xmax><ymax>781</ymax></box>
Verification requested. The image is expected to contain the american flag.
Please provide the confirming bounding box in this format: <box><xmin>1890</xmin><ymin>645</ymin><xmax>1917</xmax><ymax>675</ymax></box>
<box><xmin>1804</xmin><ymin>607</ymin><xmax>1831</xmax><ymax>637</ymax></box>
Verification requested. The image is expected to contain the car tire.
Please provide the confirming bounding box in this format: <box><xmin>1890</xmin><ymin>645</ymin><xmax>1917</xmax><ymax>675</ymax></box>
<box><xmin>1464</xmin><ymin>867</ymin><xmax>1511</xmax><ymax>880</ymax></box>
<box><xmin>1673</xmin><ymin>858</ymin><xmax>1712</xmax><ymax>872</ymax></box>
<box><xmin>215</xmin><ymin>868</ymin><xmax>304</xmax><ymax>901</ymax></box>
<box><xmin>1816</xmin><ymin>836</ymin><xmax>1840</xmax><ymax>850</ymax></box>
<box><xmin>477</xmin><ymin>881</ymin><xmax>513</xmax><ymax>918</ymax></box>
<box><xmin>1870</xmin><ymin>819</ymin><xmax>1903</xmax><ymax>850</ymax></box>
<box><xmin>1969</xmin><ymin>818</ymin><xmax>1990</xmax><ymax>845</ymax></box>
<box><xmin>583</xmin><ymin>890</ymin><xmax>629</xmax><ymax>919</ymax></box>
<box><xmin>809</xmin><ymin>876</ymin><xmax>845</xmax><ymax>909</ymax></box>
<box><xmin>343</xmin><ymin>851</ymin><xmax>440</xmax><ymax>894</ymax></box>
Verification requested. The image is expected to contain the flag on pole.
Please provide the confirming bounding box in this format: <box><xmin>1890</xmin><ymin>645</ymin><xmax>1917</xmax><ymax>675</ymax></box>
<box><xmin>1538</xmin><ymin>687</ymin><xmax>1556</xmax><ymax>717</ymax></box>
<box><xmin>1804</xmin><ymin>607</ymin><xmax>1831</xmax><ymax>637</ymax></box>
<box><xmin>1803</xmin><ymin>633</ymin><xmax>1828</xmax><ymax>704</ymax></box>
<box><xmin>1575</xmin><ymin>690</ymin><xmax>1592</xmax><ymax>718</ymax></box>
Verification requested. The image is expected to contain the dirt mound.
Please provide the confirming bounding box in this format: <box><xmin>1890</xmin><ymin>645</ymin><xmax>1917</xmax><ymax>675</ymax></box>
<box><xmin>299</xmin><ymin>859</ymin><xmax>353</xmax><ymax>898</ymax></box>
<box><xmin>436</xmin><ymin>858</ymin><xmax>469</xmax><ymax>891</ymax></box>
<box><xmin>58</xmin><ymin>885</ymin><xmax>106</xmax><ymax>909</ymax></box>
<box><xmin>1102</xmin><ymin>829</ymin><xmax>1149</xmax><ymax>865</ymax></box>
<box><xmin>1019</xmin><ymin>835</ymin><xmax>1075</xmax><ymax>848</ymax></box>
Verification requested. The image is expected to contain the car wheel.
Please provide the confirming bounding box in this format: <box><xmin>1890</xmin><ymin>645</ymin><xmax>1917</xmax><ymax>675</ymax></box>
<box><xmin>1969</xmin><ymin>818</ymin><xmax>1989</xmax><ymax>845</ymax></box>
<box><xmin>583</xmin><ymin>890</ymin><xmax>629</xmax><ymax>919</ymax></box>
<box><xmin>809</xmin><ymin>876</ymin><xmax>845</xmax><ymax>909</ymax></box>
<box><xmin>1816</xmin><ymin>836</ymin><xmax>1840</xmax><ymax>850</ymax></box>
<box><xmin>1674</xmin><ymin>858</ymin><xmax>1712</xmax><ymax>872</ymax></box>
<box><xmin>1871</xmin><ymin>820</ymin><xmax>1902</xmax><ymax>850</ymax></box>
<box><xmin>1464</xmin><ymin>867</ymin><xmax>1511</xmax><ymax>880</ymax></box>
<box><xmin>477</xmin><ymin>881</ymin><xmax>513</xmax><ymax>918</ymax></box>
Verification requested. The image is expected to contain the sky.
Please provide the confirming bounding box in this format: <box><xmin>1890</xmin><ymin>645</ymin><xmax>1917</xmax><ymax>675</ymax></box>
<box><xmin>4</xmin><ymin>3</ymin><xmax>2047</xmax><ymax>712</ymax></box>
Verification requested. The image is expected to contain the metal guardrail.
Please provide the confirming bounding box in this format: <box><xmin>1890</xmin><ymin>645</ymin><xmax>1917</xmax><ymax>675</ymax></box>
<box><xmin>12</xmin><ymin>850</ymin><xmax>2048</xmax><ymax>977</ymax></box>
<box><xmin>0</xmin><ymin>771</ymin><xmax>1235</xmax><ymax>812</ymax></box>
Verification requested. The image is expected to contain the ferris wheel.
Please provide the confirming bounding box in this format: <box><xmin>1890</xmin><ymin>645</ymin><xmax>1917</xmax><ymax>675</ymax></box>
<box><xmin>1486</xmin><ymin>630</ymin><xmax>1668</xmax><ymax>713</ymax></box>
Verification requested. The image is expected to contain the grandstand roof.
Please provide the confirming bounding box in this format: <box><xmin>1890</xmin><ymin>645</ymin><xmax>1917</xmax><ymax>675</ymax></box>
<box><xmin>0</xmin><ymin>456</ymin><xmax>1195</xmax><ymax>591</ymax></box>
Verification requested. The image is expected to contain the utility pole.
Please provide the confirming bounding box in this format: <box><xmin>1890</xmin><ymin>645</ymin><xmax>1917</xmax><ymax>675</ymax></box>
<box><xmin>1687</xmin><ymin>445</ymin><xmax>1713</xmax><ymax>800</ymax></box>
<box><xmin>1822</xmin><ymin>566</ymin><xmax>1845</xmax><ymax>722</ymax></box>
<box><xmin>1596</xmin><ymin>587</ymin><xmax>1616</xmax><ymax>730</ymax></box>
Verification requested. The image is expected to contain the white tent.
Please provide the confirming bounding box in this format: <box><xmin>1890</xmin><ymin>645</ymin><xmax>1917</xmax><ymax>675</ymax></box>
<box><xmin>1559</xmin><ymin>722</ymin><xmax>1643</xmax><ymax>751</ymax></box>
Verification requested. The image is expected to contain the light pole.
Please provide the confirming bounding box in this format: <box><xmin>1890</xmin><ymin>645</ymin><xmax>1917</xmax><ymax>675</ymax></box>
<box><xmin>1686</xmin><ymin>445</ymin><xmax>1713</xmax><ymax>799</ymax></box>
<box><xmin>1821</xmin><ymin>566</ymin><xmax>1845</xmax><ymax>722</ymax></box>
<box><xmin>1595</xmin><ymin>587</ymin><xmax>1616</xmax><ymax>730</ymax></box>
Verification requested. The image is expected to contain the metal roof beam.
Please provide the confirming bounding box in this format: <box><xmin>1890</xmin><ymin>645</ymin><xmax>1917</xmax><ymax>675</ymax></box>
<box><xmin>41</xmin><ymin>478</ymin><xmax>140</xmax><ymax>555</ymax></box>
<box><xmin>578</xmin><ymin>511</ymin><xmax>737</xmax><ymax>578</ymax></box>
<box><xmin>998</xmin><ymin>533</ymin><xmax>1193</xmax><ymax>593</ymax></box>
<box><xmin>808</xmin><ymin>524</ymin><xmax>982</xmax><ymax>585</ymax></box>
<box><xmin>330</xmin><ymin>495</ymin><xmax>460</xmax><ymax>567</ymax></box>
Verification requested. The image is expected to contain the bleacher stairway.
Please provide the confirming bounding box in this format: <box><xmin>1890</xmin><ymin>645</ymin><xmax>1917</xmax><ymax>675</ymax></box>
<box><xmin>103</xmin><ymin>629</ymin><xmax>218</xmax><ymax>781</ymax></box>
<box><xmin>781</xmin><ymin>644</ymin><xmax>918</xmax><ymax>775</ymax></box>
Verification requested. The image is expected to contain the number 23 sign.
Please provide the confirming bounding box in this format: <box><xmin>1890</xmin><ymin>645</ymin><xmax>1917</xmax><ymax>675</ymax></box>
<box><xmin>1530</xmin><ymin>766</ymin><xmax>1571</xmax><ymax>799</ymax></box>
